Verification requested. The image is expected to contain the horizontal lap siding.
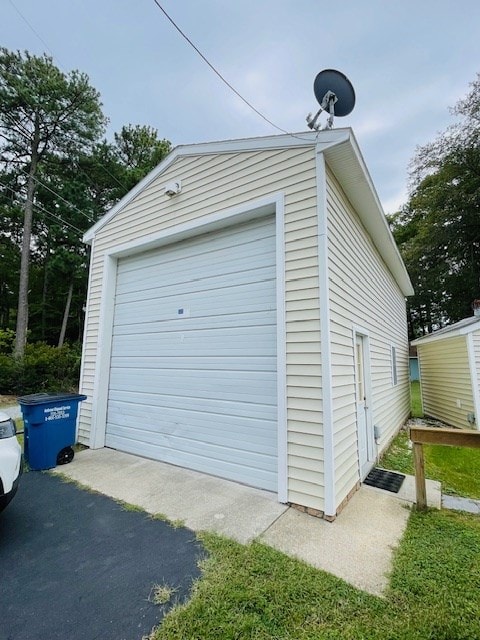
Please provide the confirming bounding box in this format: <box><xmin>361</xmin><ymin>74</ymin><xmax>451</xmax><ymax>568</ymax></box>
<box><xmin>326</xmin><ymin>168</ymin><xmax>410</xmax><ymax>507</ymax></box>
<box><xmin>79</xmin><ymin>146</ymin><xmax>325</xmax><ymax>510</ymax></box>
<box><xmin>418</xmin><ymin>336</ymin><xmax>474</xmax><ymax>428</ymax></box>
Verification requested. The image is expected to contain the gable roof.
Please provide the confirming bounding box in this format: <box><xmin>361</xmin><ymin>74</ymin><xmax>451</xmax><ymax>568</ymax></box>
<box><xmin>412</xmin><ymin>315</ymin><xmax>480</xmax><ymax>345</ymax></box>
<box><xmin>83</xmin><ymin>128</ymin><xmax>413</xmax><ymax>297</ymax></box>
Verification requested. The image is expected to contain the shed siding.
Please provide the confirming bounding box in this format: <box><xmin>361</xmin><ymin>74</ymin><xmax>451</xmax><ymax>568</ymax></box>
<box><xmin>418</xmin><ymin>336</ymin><xmax>475</xmax><ymax>428</ymax></box>
<box><xmin>326</xmin><ymin>168</ymin><xmax>410</xmax><ymax>506</ymax></box>
<box><xmin>79</xmin><ymin>146</ymin><xmax>325</xmax><ymax>510</ymax></box>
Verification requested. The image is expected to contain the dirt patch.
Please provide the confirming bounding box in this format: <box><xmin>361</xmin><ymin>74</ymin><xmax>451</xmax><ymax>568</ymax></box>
<box><xmin>0</xmin><ymin>394</ymin><xmax>17</xmax><ymax>405</ymax></box>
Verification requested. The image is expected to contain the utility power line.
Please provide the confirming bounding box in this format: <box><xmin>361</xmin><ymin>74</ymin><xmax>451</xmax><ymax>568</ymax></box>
<box><xmin>8</xmin><ymin>0</ymin><xmax>56</xmax><ymax>60</ymax></box>
<box><xmin>3</xmin><ymin>0</ymin><xmax>129</xmax><ymax>198</ymax></box>
<box><xmin>0</xmin><ymin>183</ymin><xmax>83</xmax><ymax>234</ymax></box>
<box><xmin>151</xmin><ymin>0</ymin><xmax>290</xmax><ymax>135</ymax></box>
<box><xmin>16</xmin><ymin>167</ymin><xmax>95</xmax><ymax>224</ymax></box>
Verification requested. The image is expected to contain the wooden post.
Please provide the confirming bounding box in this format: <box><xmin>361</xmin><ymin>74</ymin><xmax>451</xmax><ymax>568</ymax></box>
<box><xmin>413</xmin><ymin>442</ymin><xmax>427</xmax><ymax>511</ymax></box>
<box><xmin>409</xmin><ymin>425</ymin><xmax>480</xmax><ymax>511</ymax></box>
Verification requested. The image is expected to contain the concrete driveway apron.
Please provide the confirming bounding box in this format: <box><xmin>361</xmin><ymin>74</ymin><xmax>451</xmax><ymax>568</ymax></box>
<box><xmin>0</xmin><ymin>471</ymin><xmax>203</xmax><ymax>640</ymax></box>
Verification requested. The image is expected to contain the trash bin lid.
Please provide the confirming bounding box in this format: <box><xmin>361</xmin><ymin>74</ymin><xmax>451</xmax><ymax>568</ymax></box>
<box><xmin>17</xmin><ymin>392</ymin><xmax>87</xmax><ymax>405</ymax></box>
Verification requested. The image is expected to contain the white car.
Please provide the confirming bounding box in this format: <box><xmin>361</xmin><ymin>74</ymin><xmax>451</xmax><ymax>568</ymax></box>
<box><xmin>0</xmin><ymin>411</ymin><xmax>22</xmax><ymax>513</ymax></box>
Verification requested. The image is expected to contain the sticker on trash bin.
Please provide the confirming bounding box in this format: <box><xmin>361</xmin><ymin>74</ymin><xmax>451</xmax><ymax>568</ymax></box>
<box><xmin>44</xmin><ymin>405</ymin><xmax>71</xmax><ymax>421</ymax></box>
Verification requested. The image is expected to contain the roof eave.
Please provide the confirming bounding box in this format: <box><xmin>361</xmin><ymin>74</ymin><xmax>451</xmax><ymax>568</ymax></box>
<box><xmin>321</xmin><ymin>131</ymin><xmax>414</xmax><ymax>297</ymax></box>
<box><xmin>412</xmin><ymin>318</ymin><xmax>480</xmax><ymax>345</ymax></box>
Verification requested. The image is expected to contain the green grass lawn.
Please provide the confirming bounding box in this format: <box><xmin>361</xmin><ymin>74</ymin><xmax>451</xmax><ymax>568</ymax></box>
<box><xmin>153</xmin><ymin>381</ymin><xmax>480</xmax><ymax>638</ymax></box>
<box><xmin>380</xmin><ymin>429</ymin><xmax>480</xmax><ymax>498</ymax></box>
<box><xmin>410</xmin><ymin>380</ymin><xmax>423</xmax><ymax>417</ymax></box>
<box><xmin>153</xmin><ymin>510</ymin><xmax>480</xmax><ymax>640</ymax></box>
<box><xmin>380</xmin><ymin>382</ymin><xmax>480</xmax><ymax>499</ymax></box>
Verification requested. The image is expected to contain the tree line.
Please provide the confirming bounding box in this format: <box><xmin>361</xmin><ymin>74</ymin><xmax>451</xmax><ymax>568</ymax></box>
<box><xmin>1</xmin><ymin>49</ymin><xmax>479</xmax><ymax>353</ymax></box>
<box><xmin>0</xmin><ymin>48</ymin><xmax>171</xmax><ymax>357</ymax></box>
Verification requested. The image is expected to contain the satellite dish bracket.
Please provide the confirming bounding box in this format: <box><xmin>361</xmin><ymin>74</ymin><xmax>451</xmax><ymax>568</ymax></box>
<box><xmin>306</xmin><ymin>90</ymin><xmax>338</xmax><ymax>131</ymax></box>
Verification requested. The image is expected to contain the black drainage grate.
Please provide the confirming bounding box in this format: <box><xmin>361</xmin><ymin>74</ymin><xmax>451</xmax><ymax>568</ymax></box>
<box><xmin>364</xmin><ymin>468</ymin><xmax>405</xmax><ymax>493</ymax></box>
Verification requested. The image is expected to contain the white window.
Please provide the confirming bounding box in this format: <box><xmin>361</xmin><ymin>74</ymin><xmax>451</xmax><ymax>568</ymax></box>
<box><xmin>391</xmin><ymin>345</ymin><xmax>398</xmax><ymax>386</ymax></box>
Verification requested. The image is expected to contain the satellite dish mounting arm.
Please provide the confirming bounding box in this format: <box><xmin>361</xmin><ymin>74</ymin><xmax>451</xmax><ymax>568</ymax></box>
<box><xmin>306</xmin><ymin>90</ymin><xmax>338</xmax><ymax>130</ymax></box>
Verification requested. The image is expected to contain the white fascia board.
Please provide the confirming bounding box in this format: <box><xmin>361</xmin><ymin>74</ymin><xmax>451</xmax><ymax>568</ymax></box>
<box><xmin>83</xmin><ymin>130</ymin><xmax>350</xmax><ymax>244</ymax></box>
<box><xmin>172</xmin><ymin>129</ymin><xmax>351</xmax><ymax>156</ymax></box>
<box><xmin>412</xmin><ymin>321</ymin><xmax>480</xmax><ymax>345</ymax></box>
<box><xmin>322</xmin><ymin>131</ymin><xmax>414</xmax><ymax>298</ymax></box>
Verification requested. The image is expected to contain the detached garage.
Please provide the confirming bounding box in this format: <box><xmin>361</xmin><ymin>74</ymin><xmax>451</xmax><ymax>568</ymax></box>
<box><xmin>79</xmin><ymin>129</ymin><xmax>413</xmax><ymax>519</ymax></box>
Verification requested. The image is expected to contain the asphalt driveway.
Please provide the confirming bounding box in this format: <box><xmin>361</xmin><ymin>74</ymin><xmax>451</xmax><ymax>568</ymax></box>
<box><xmin>0</xmin><ymin>471</ymin><xmax>204</xmax><ymax>640</ymax></box>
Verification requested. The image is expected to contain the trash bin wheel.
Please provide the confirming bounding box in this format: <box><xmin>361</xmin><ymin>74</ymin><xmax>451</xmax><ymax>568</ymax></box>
<box><xmin>57</xmin><ymin>446</ymin><xmax>74</xmax><ymax>465</ymax></box>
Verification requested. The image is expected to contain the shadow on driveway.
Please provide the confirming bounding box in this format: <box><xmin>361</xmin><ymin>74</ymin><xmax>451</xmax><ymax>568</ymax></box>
<box><xmin>0</xmin><ymin>471</ymin><xmax>204</xmax><ymax>640</ymax></box>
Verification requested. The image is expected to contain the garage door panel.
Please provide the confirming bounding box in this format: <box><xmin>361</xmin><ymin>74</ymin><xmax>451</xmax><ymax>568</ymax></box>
<box><xmin>117</xmin><ymin>219</ymin><xmax>275</xmax><ymax>280</ymax></box>
<box><xmin>110</xmin><ymin>329</ymin><xmax>276</xmax><ymax>357</ymax></box>
<box><xmin>117</xmin><ymin>235</ymin><xmax>275</xmax><ymax>292</ymax></box>
<box><xmin>114</xmin><ymin>291</ymin><xmax>274</xmax><ymax>324</ymax></box>
<box><xmin>108</xmin><ymin>369</ymin><xmax>277</xmax><ymax>405</ymax></box>
<box><xmin>113</xmin><ymin>290</ymin><xmax>276</xmax><ymax>327</ymax></box>
<box><xmin>106</xmin><ymin>216</ymin><xmax>278</xmax><ymax>491</ymax></box>
<box><xmin>105</xmin><ymin>433</ymin><xmax>277</xmax><ymax>491</ymax></box>
<box><xmin>106</xmin><ymin>427</ymin><xmax>276</xmax><ymax>470</ymax></box>
<box><xmin>106</xmin><ymin>433</ymin><xmax>277</xmax><ymax>477</ymax></box>
<box><xmin>116</xmin><ymin>265</ymin><xmax>276</xmax><ymax>308</ymax></box>
<box><xmin>108</xmin><ymin>389</ymin><xmax>276</xmax><ymax>421</ymax></box>
<box><xmin>116</xmin><ymin>252</ymin><xmax>277</xmax><ymax>301</ymax></box>
<box><xmin>106</xmin><ymin>403</ymin><xmax>277</xmax><ymax>454</ymax></box>
<box><xmin>110</xmin><ymin>356</ymin><xmax>276</xmax><ymax>371</ymax></box>
<box><xmin>117</xmin><ymin>220</ymin><xmax>275</xmax><ymax>276</ymax></box>
<box><xmin>112</xmin><ymin>315</ymin><xmax>276</xmax><ymax>337</ymax></box>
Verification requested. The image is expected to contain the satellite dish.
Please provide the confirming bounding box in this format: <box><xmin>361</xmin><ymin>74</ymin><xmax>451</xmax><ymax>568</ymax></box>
<box><xmin>306</xmin><ymin>69</ymin><xmax>355</xmax><ymax>131</ymax></box>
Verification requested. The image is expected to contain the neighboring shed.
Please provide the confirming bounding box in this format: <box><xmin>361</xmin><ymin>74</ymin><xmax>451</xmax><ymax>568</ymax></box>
<box><xmin>412</xmin><ymin>311</ymin><xmax>480</xmax><ymax>430</ymax></box>
<box><xmin>409</xmin><ymin>345</ymin><xmax>419</xmax><ymax>381</ymax></box>
<box><xmin>409</xmin><ymin>357</ymin><xmax>419</xmax><ymax>381</ymax></box>
<box><xmin>78</xmin><ymin>129</ymin><xmax>413</xmax><ymax>520</ymax></box>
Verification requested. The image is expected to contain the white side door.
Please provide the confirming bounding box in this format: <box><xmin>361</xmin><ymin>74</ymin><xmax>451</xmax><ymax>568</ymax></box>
<box><xmin>355</xmin><ymin>333</ymin><xmax>373</xmax><ymax>479</ymax></box>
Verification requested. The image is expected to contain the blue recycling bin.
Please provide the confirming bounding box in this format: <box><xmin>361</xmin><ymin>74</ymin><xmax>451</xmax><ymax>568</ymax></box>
<box><xmin>18</xmin><ymin>392</ymin><xmax>87</xmax><ymax>471</ymax></box>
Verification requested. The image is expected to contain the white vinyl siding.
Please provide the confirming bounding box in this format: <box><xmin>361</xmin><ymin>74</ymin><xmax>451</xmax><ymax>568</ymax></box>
<box><xmin>418</xmin><ymin>336</ymin><xmax>475</xmax><ymax>429</ymax></box>
<box><xmin>79</xmin><ymin>147</ymin><xmax>324</xmax><ymax>509</ymax></box>
<box><xmin>326</xmin><ymin>168</ymin><xmax>410</xmax><ymax>506</ymax></box>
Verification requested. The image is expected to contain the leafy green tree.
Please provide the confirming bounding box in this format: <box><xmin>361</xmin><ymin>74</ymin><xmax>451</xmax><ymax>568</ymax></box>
<box><xmin>113</xmin><ymin>124</ymin><xmax>171</xmax><ymax>190</ymax></box>
<box><xmin>0</xmin><ymin>170</ymin><xmax>23</xmax><ymax>327</ymax></box>
<box><xmin>0</xmin><ymin>49</ymin><xmax>173</xmax><ymax>350</ymax></box>
<box><xmin>0</xmin><ymin>48</ymin><xmax>106</xmax><ymax>356</ymax></box>
<box><xmin>391</xmin><ymin>73</ymin><xmax>480</xmax><ymax>338</ymax></box>
<box><xmin>25</xmin><ymin>126</ymin><xmax>171</xmax><ymax>345</ymax></box>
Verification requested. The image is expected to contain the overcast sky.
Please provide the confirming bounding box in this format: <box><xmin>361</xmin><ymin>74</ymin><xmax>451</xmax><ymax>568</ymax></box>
<box><xmin>3</xmin><ymin>0</ymin><xmax>480</xmax><ymax>214</ymax></box>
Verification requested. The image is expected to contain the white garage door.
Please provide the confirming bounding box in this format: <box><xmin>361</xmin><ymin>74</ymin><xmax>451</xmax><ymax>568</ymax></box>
<box><xmin>106</xmin><ymin>216</ymin><xmax>278</xmax><ymax>491</ymax></box>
